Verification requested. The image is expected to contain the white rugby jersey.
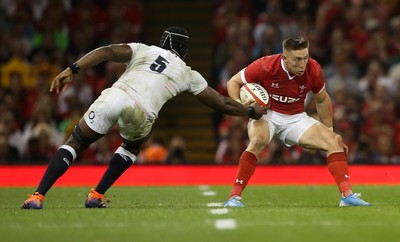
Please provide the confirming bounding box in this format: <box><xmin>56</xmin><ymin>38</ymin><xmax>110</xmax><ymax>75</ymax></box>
<box><xmin>112</xmin><ymin>43</ymin><xmax>208</xmax><ymax>120</ymax></box>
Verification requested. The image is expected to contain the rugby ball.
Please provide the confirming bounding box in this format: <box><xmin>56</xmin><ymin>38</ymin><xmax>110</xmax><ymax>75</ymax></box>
<box><xmin>240</xmin><ymin>83</ymin><xmax>270</xmax><ymax>107</ymax></box>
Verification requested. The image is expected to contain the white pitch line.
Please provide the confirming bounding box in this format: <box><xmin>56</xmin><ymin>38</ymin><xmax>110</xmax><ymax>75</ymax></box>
<box><xmin>214</xmin><ymin>219</ymin><xmax>237</xmax><ymax>230</ymax></box>
<box><xmin>202</xmin><ymin>191</ymin><xmax>216</xmax><ymax>196</ymax></box>
<box><xmin>210</xmin><ymin>208</ymin><xmax>229</xmax><ymax>215</ymax></box>
<box><xmin>199</xmin><ymin>186</ymin><xmax>237</xmax><ymax>230</ymax></box>
<box><xmin>207</xmin><ymin>202</ymin><xmax>223</xmax><ymax>207</ymax></box>
<box><xmin>198</xmin><ymin>185</ymin><xmax>210</xmax><ymax>190</ymax></box>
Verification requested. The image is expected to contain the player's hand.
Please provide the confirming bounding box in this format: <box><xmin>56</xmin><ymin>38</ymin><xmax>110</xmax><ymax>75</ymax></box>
<box><xmin>250</xmin><ymin>102</ymin><xmax>269</xmax><ymax>119</ymax></box>
<box><xmin>239</xmin><ymin>98</ymin><xmax>251</xmax><ymax>105</ymax></box>
<box><xmin>50</xmin><ymin>67</ymin><xmax>74</xmax><ymax>94</ymax></box>
<box><xmin>329</xmin><ymin>127</ymin><xmax>349</xmax><ymax>156</ymax></box>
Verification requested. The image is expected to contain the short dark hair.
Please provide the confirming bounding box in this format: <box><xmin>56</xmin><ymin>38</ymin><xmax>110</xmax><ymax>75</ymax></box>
<box><xmin>160</xmin><ymin>27</ymin><xmax>189</xmax><ymax>59</ymax></box>
<box><xmin>282</xmin><ymin>37</ymin><xmax>309</xmax><ymax>51</ymax></box>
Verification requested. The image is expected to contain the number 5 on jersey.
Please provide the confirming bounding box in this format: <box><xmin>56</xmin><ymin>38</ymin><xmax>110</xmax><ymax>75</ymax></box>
<box><xmin>150</xmin><ymin>55</ymin><xmax>169</xmax><ymax>73</ymax></box>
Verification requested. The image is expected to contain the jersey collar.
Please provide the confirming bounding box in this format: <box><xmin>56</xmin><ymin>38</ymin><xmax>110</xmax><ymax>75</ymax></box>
<box><xmin>280</xmin><ymin>58</ymin><xmax>296</xmax><ymax>80</ymax></box>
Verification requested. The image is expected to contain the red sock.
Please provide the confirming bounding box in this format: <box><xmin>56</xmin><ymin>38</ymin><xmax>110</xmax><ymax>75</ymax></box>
<box><xmin>229</xmin><ymin>151</ymin><xmax>258</xmax><ymax>198</ymax></box>
<box><xmin>327</xmin><ymin>152</ymin><xmax>352</xmax><ymax>194</ymax></box>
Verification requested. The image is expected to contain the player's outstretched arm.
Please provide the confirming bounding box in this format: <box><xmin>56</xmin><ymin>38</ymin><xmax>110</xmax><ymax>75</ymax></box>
<box><xmin>195</xmin><ymin>86</ymin><xmax>267</xmax><ymax>119</ymax></box>
<box><xmin>50</xmin><ymin>44</ymin><xmax>132</xmax><ymax>94</ymax></box>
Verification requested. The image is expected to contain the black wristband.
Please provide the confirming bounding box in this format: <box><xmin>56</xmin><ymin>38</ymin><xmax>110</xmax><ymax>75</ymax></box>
<box><xmin>69</xmin><ymin>62</ymin><xmax>80</xmax><ymax>74</ymax></box>
<box><xmin>248</xmin><ymin>106</ymin><xmax>256</xmax><ymax>119</ymax></box>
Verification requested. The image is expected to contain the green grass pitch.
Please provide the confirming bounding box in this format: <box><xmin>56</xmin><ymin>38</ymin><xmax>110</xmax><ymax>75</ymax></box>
<box><xmin>1</xmin><ymin>185</ymin><xmax>399</xmax><ymax>242</ymax></box>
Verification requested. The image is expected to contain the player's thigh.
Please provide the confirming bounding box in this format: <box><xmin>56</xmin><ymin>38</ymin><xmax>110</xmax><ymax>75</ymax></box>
<box><xmin>247</xmin><ymin>119</ymin><xmax>271</xmax><ymax>153</ymax></box>
<box><xmin>298</xmin><ymin>123</ymin><xmax>335</xmax><ymax>151</ymax></box>
<box><xmin>84</xmin><ymin>88</ymin><xmax>125</xmax><ymax>135</ymax></box>
<box><xmin>118</xmin><ymin>104</ymin><xmax>154</xmax><ymax>143</ymax></box>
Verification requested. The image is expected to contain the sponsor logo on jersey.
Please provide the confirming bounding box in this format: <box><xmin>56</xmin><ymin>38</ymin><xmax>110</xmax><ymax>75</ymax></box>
<box><xmin>271</xmin><ymin>94</ymin><xmax>300</xmax><ymax>103</ymax></box>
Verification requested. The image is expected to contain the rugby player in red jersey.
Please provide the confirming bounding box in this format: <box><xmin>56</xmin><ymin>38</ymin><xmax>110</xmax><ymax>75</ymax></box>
<box><xmin>224</xmin><ymin>36</ymin><xmax>371</xmax><ymax>207</ymax></box>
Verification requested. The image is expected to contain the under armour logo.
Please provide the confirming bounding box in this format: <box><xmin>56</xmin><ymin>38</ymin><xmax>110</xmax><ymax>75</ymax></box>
<box><xmin>63</xmin><ymin>157</ymin><xmax>71</xmax><ymax>166</ymax></box>
<box><xmin>345</xmin><ymin>174</ymin><xmax>350</xmax><ymax>179</ymax></box>
<box><xmin>271</xmin><ymin>83</ymin><xmax>279</xmax><ymax>88</ymax></box>
<box><xmin>235</xmin><ymin>179</ymin><xmax>244</xmax><ymax>184</ymax></box>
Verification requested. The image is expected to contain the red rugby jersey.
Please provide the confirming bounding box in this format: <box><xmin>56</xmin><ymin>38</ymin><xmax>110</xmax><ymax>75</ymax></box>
<box><xmin>242</xmin><ymin>54</ymin><xmax>325</xmax><ymax>115</ymax></box>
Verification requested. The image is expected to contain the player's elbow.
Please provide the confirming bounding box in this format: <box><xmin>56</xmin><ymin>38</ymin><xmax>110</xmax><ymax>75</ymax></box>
<box><xmin>103</xmin><ymin>44</ymin><xmax>132</xmax><ymax>63</ymax></box>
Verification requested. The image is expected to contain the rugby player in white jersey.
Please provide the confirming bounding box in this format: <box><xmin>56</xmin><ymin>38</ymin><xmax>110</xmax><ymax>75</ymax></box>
<box><xmin>21</xmin><ymin>27</ymin><xmax>268</xmax><ymax>209</ymax></box>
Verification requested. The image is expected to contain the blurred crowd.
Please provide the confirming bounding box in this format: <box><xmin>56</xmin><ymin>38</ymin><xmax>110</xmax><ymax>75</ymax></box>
<box><xmin>212</xmin><ymin>0</ymin><xmax>400</xmax><ymax>165</ymax></box>
<box><xmin>1</xmin><ymin>0</ymin><xmax>400</xmax><ymax>165</ymax></box>
<box><xmin>0</xmin><ymin>0</ymin><xmax>144</xmax><ymax>164</ymax></box>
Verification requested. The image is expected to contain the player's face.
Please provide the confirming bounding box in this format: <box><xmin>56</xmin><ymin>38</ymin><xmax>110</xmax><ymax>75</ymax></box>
<box><xmin>282</xmin><ymin>48</ymin><xmax>309</xmax><ymax>76</ymax></box>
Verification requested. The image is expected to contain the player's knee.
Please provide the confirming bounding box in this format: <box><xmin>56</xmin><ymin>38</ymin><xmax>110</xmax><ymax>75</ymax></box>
<box><xmin>121</xmin><ymin>139</ymin><xmax>142</xmax><ymax>156</ymax></box>
<box><xmin>328</xmin><ymin>133</ymin><xmax>345</xmax><ymax>152</ymax></box>
<box><xmin>71</xmin><ymin>124</ymin><xmax>94</xmax><ymax>149</ymax></box>
<box><xmin>249</xmin><ymin>136</ymin><xmax>268</xmax><ymax>153</ymax></box>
